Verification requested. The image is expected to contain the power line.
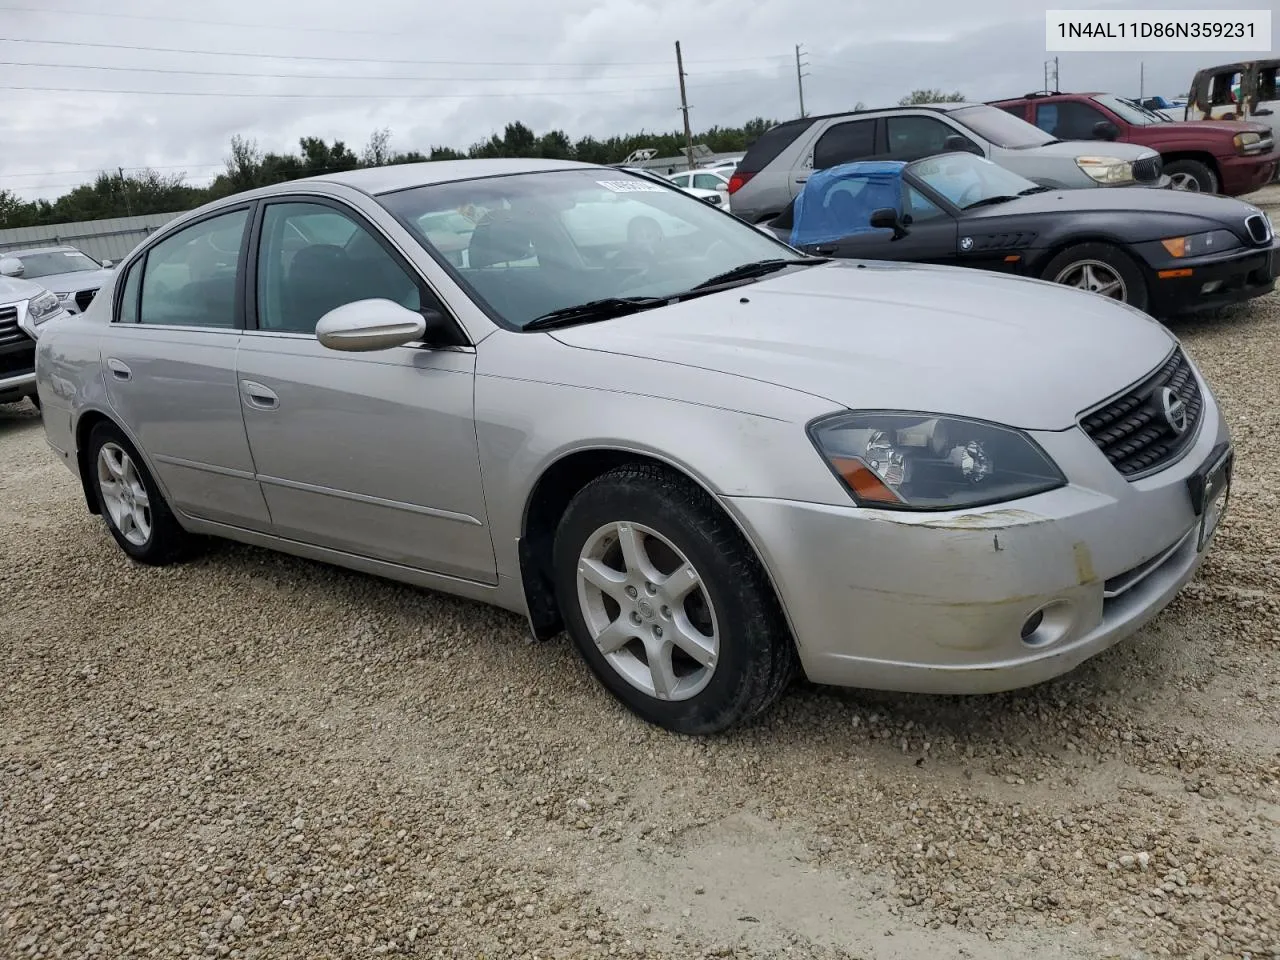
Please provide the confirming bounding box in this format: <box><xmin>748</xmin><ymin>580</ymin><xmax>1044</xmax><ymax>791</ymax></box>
<box><xmin>0</xmin><ymin>5</ymin><xmax>795</xmax><ymax>61</ymax></box>
<box><xmin>0</xmin><ymin>79</ymin><xmax>756</xmax><ymax>100</ymax></box>
<box><xmin>0</xmin><ymin>35</ymin><xmax>793</xmax><ymax>68</ymax></box>
<box><xmin>0</xmin><ymin>58</ymin><xmax>779</xmax><ymax>84</ymax></box>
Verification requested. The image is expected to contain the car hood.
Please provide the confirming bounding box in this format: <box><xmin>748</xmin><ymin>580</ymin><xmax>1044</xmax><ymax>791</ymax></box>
<box><xmin>27</xmin><ymin>268</ymin><xmax>115</xmax><ymax>294</ymax></box>
<box><xmin>964</xmin><ymin>185</ymin><xmax>1265</xmax><ymax>231</ymax></box>
<box><xmin>548</xmin><ymin>260</ymin><xmax>1176</xmax><ymax>431</ymax></box>
<box><xmin>1148</xmin><ymin>118</ymin><xmax>1270</xmax><ymax>137</ymax></box>
<box><xmin>1020</xmin><ymin>139</ymin><xmax>1159</xmax><ymax>162</ymax></box>
<box><xmin>0</xmin><ymin>274</ymin><xmax>48</xmax><ymax>304</ymax></box>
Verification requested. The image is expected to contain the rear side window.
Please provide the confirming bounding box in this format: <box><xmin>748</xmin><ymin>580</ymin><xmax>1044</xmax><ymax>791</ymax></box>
<box><xmin>138</xmin><ymin>209</ymin><xmax>249</xmax><ymax>328</ymax></box>
<box><xmin>813</xmin><ymin>119</ymin><xmax>876</xmax><ymax>169</ymax></box>
<box><xmin>737</xmin><ymin>119</ymin><xmax>816</xmax><ymax>175</ymax></box>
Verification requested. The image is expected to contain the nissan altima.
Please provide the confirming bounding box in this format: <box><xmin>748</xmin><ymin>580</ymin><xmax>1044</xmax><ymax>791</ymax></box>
<box><xmin>33</xmin><ymin>159</ymin><xmax>1233</xmax><ymax>734</ymax></box>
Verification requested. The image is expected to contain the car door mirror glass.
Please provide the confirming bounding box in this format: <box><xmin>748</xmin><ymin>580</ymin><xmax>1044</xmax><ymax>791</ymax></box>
<box><xmin>315</xmin><ymin>298</ymin><xmax>427</xmax><ymax>352</ymax></box>
<box><xmin>0</xmin><ymin>257</ymin><xmax>24</xmax><ymax>277</ymax></box>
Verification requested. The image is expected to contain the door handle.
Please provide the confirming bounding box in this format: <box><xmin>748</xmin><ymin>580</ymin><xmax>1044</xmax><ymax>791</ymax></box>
<box><xmin>239</xmin><ymin>379</ymin><xmax>279</xmax><ymax>410</ymax></box>
<box><xmin>795</xmin><ymin>176</ymin><xmax>808</xmax><ymax>183</ymax></box>
<box><xmin>106</xmin><ymin>358</ymin><xmax>131</xmax><ymax>381</ymax></box>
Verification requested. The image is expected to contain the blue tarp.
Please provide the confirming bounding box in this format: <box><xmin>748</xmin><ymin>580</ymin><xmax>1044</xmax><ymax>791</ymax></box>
<box><xmin>789</xmin><ymin>161</ymin><xmax>907</xmax><ymax>248</ymax></box>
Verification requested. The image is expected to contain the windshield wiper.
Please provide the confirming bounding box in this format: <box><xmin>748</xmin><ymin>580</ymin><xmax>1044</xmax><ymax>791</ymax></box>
<box><xmin>1018</xmin><ymin>185</ymin><xmax>1054</xmax><ymax>195</ymax></box>
<box><xmin>688</xmin><ymin>256</ymin><xmax>828</xmax><ymax>291</ymax></box>
<box><xmin>961</xmin><ymin>195</ymin><xmax>1020</xmax><ymax>210</ymax></box>
<box><xmin>523</xmin><ymin>296</ymin><xmax>666</xmax><ymax>331</ymax></box>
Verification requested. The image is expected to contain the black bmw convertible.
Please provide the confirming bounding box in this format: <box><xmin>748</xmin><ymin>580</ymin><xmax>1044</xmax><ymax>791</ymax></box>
<box><xmin>762</xmin><ymin>152</ymin><xmax>1277</xmax><ymax>318</ymax></box>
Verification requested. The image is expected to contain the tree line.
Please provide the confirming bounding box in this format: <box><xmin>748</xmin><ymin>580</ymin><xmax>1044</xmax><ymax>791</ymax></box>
<box><xmin>0</xmin><ymin>89</ymin><xmax>965</xmax><ymax>230</ymax></box>
<box><xmin>0</xmin><ymin>117</ymin><xmax>778</xmax><ymax>230</ymax></box>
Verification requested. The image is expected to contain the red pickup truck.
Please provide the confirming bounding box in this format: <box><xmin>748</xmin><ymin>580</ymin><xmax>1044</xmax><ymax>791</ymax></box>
<box><xmin>988</xmin><ymin>91</ymin><xmax>1276</xmax><ymax>196</ymax></box>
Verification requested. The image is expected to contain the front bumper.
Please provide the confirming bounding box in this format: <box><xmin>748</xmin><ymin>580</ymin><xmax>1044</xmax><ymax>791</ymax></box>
<box><xmin>0</xmin><ymin>370</ymin><xmax>37</xmax><ymax>403</ymax></box>
<box><xmin>1140</xmin><ymin>240</ymin><xmax>1278</xmax><ymax>316</ymax></box>
<box><xmin>1217</xmin><ymin>151</ymin><xmax>1278</xmax><ymax>196</ymax></box>
<box><xmin>722</xmin><ymin>375</ymin><xmax>1230</xmax><ymax>695</ymax></box>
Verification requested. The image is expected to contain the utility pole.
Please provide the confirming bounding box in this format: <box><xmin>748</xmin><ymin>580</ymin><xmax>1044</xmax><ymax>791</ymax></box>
<box><xmin>118</xmin><ymin>166</ymin><xmax>133</xmax><ymax>217</ymax></box>
<box><xmin>1139</xmin><ymin>61</ymin><xmax>1145</xmax><ymax>101</ymax></box>
<box><xmin>1042</xmin><ymin>56</ymin><xmax>1060</xmax><ymax>92</ymax></box>
<box><xmin>675</xmin><ymin>41</ymin><xmax>694</xmax><ymax>171</ymax></box>
<box><xmin>795</xmin><ymin>43</ymin><xmax>810</xmax><ymax>118</ymax></box>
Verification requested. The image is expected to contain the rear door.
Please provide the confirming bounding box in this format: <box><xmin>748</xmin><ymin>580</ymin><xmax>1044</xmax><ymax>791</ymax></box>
<box><xmin>791</xmin><ymin>117</ymin><xmax>880</xmax><ymax>198</ymax></box>
<box><xmin>98</xmin><ymin>204</ymin><xmax>273</xmax><ymax>531</ymax></box>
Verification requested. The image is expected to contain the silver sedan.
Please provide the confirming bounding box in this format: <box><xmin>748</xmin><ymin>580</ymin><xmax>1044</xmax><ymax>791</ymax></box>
<box><xmin>33</xmin><ymin>159</ymin><xmax>1233</xmax><ymax>733</ymax></box>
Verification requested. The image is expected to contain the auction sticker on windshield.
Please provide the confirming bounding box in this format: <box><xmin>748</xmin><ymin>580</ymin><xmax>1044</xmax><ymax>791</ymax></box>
<box><xmin>597</xmin><ymin>180</ymin><xmax>666</xmax><ymax>193</ymax></box>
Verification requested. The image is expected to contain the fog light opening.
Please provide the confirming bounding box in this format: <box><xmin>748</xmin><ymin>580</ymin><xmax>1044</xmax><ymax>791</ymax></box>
<box><xmin>1201</xmin><ymin>280</ymin><xmax>1223</xmax><ymax>295</ymax></box>
<box><xmin>1019</xmin><ymin>600</ymin><xmax>1074</xmax><ymax>649</ymax></box>
<box><xmin>1019</xmin><ymin>610</ymin><xmax>1044</xmax><ymax>641</ymax></box>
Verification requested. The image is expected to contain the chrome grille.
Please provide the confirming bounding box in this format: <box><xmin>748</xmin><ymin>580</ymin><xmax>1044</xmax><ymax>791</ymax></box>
<box><xmin>1132</xmin><ymin>155</ymin><xmax>1163</xmax><ymax>183</ymax></box>
<box><xmin>1079</xmin><ymin>347</ymin><xmax>1203</xmax><ymax>480</ymax></box>
<box><xmin>1245</xmin><ymin>213</ymin><xmax>1272</xmax><ymax>245</ymax></box>
<box><xmin>0</xmin><ymin>305</ymin><xmax>25</xmax><ymax>347</ymax></box>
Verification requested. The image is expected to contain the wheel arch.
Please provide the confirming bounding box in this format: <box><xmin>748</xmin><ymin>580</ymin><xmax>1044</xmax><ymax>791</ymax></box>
<box><xmin>1160</xmin><ymin>150</ymin><xmax>1222</xmax><ymax>183</ymax></box>
<box><xmin>1026</xmin><ymin>232</ymin><xmax>1145</xmax><ymax>277</ymax></box>
<box><xmin>516</xmin><ymin>446</ymin><xmax>799</xmax><ymax>648</ymax></box>
<box><xmin>72</xmin><ymin>407</ymin><xmax>173</xmax><ymax>517</ymax></box>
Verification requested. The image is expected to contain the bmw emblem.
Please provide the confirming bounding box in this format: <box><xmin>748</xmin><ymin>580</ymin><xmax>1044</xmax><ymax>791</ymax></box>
<box><xmin>960</xmin><ymin>236</ymin><xmax>974</xmax><ymax>252</ymax></box>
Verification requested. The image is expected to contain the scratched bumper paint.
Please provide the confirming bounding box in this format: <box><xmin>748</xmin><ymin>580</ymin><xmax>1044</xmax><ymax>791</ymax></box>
<box><xmin>722</xmin><ymin>387</ymin><xmax>1230</xmax><ymax>695</ymax></box>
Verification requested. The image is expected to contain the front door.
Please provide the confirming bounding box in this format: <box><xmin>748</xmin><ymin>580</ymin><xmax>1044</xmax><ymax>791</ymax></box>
<box><xmin>235</xmin><ymin>197</ymin><xmax>497</xmax><ymax>584</ymax></box>
<box><xmin>100</xmin><ymin>204</ymin><xmax>273</xmax><ymax>530</ymax></box>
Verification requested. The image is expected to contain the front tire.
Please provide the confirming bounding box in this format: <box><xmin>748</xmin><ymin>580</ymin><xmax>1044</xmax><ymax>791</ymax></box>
<box><xmin>552</xmin><ymin>464</ymin><xmax>797</xmax><ymax>734</ymax></box>
<box><xmin>87</xmin><ymin>421</ymin><xmax>197</xmax><ymax>565</ymax></box>
<box><xmin>1041</xmin><ymin>242</ymin><xmax>1150</xmax><ymax>313</ymax></box>
<box><xmin>1165</xmin><ymin>159</ymin><xmax>1219</xmax><ymax>193</ymax></box>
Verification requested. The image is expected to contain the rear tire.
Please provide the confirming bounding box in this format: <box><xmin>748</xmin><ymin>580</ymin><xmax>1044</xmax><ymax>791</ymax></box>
<box><xmin>1165</xmin><ymin>159</ymin><xmax>1219</xmax><ymax>193</ymax></box>
<box><xmin>87</xmin><ymin>421</ymin><xmax>198</xmax><ymax>565</ymax></box>
<box><xmin>552</xmin><ymin>463</ymin><xmax>797</xmax><ymax>734</ymax></box>
<box><xmin>1040</xmin><ymin>242</ymin><xmax>1150</xmax><ymax>313</ymax></box>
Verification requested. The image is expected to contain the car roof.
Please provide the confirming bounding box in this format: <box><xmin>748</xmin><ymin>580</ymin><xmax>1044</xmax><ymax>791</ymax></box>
<box><xmin>287</xmin><ymin>157</ymin><xmax>601</xmax><ymax>196</ymax></box>
<box><xmin>768</xmin><ymin>102</ymin><xmax>987</xmax><ymax>131</ymax></box>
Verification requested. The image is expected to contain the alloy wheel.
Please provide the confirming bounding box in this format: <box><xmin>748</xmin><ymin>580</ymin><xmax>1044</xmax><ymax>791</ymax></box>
<box><xmin>97</xmin><ymin>442</ymin><xmax>152</xmax><ymax>546</ymax></box>
<box><xmin>575</xmin><ymin>520</ymin><xmax>719</xmax><ymax>701</ymax></box>
<box><xmin>1169</xmin><ymin>172</ymin><xmax>1201</xmax><ymax>191</ymax></box>
<box><xmin>1053</xmin><ymin>259</ymin><xmax>1128</xmax><ymax>301</ymax></box>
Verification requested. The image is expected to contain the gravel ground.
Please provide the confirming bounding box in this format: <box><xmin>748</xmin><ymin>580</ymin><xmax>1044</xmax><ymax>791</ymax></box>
<box><xmin>3</xmin><ymin>232</ymin><xmax>1280</xmax><ymax>959</ymax></box>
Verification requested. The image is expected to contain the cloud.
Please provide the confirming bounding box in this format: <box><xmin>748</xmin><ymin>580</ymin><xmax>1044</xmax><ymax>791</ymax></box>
<box><xmin>0</xmin><ymin>0</ymin><xmax>1253</xmax><ymax>200</ymax></box>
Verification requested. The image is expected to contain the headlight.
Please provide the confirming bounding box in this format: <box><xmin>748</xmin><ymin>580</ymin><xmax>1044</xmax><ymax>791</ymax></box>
<box><xmin>27</xmin><ymin>291</ymin><xmax>62</xmax><ymax>324</ymax></box>
<box><xmin>1160</xmin><ymin>230</ymin><xmax>1242</xmax><ymax>258</ymax></box>
<box><xmin>1075</xmin><ymin>156</ymin><xmax>1135</xmax><ymax>184</ymax></box>
<box><xmin>1233</xmin><ymin>131</ymin><xmax>1263</xmax><ymax>153</ymax></box>
<box><xmin>808</xmin><ymin>411</ymin><xmax>1067</xmax><ymax>511</ymax></box>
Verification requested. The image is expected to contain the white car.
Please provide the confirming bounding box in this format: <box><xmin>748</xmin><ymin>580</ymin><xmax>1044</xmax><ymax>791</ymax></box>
<box><xmin>0</xmin><ymin>272</ymin><xmax>64</xmax><ymax>408</ymax></box>
<box><xmin>666</xmin><ymin>169</ymin><xmax>733</xmax><ymax>212</ymax></box>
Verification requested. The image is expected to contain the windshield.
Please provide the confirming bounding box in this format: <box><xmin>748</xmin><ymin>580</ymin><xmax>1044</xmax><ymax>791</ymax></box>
<box><xmin>377</xmin><ymin>168</ymin><xmax>801</xmax><ymax>329</ymax></box>
<box><xmin>12</xmin><ymin>249</ymin><xmax>101</xmax><ymax>278</ymax></box>
<box><xmin>949</xmin><ymin>104</ymin><xmax>1057</xmax><ymax>149</ymax></box>
<box><xmin>1096</xmin><ymin>94</ymin><xmax>1164</xmax><ymax>125</ymax></box>
<box><xmin>908</xmin><ymin>153</ymin><xmax>1039</xmax><ymax>208</ymax></box>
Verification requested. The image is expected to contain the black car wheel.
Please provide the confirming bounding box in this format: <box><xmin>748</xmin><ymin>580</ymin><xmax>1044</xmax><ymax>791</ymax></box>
<box><xmin>1041</xmin><ymin>242</ymin><xmax>1149</xmax><ymax>313</ymax></box>
<box><xmin>552</xmin><ymin>463</ymin><xmax>797</xmax><ymax>734</ymax></box>
<box><xmin>1165</xmin><ymin>159</ymin><xmax>1219</xmax><ymax>193</ymax></box>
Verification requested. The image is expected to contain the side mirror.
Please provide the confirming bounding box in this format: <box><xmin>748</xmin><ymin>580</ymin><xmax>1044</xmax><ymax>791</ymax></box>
<box><xmin>315</xmin><ymin>298</ymin><xmax>428</xmax><ymax>352</ymax></box>
<box><xmin>716</xmin><ymin>182</ymin><xmax>728</xmax><ymax>192</ymax></box>
<box><xmin>101</xmin><ymin>259</ymin><xmax>114</xmax><ymax>269</ymax></box>
<box><xmin>1092</xmin><ymin>120</ymin><xmax>1121</xmax><ymax>140</ymax></box>
<box><xmin>869</xmin><ymin>207</ymin><xmax>908</xmax><ymax>240</ymax></box>
<box><xmin>0</xmin><ymin>257</ymin><xmax>24</xmax><ymax>278</ymax></box>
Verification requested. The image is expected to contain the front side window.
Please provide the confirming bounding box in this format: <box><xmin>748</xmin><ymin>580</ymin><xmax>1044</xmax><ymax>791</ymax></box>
<box><xmin>885</xmin><ymin>116</ymin><xmax>975</xmax><ymax>160</ymax></box>
<box><xmin>1034</xmin><ymin>100</ymin><xmax>1108</xmax><ymax>139</ymax></box>
<box><xmin>669</xmin><ymin>173</ymin><xmax>692</xmax><ymax>188</ymax></box>
<box><xmin>138</xmin><ymin>208</ymin><xmax>248</xmax><ymax>328</ymax></box>
<box><xmin>691</xmin><ymin>173</ymin><xmax>724</xmax><ymax>191</ymax></box>
<box><xmin>904</xmin><ymin>185</ymin><xmax>947</xmax><ymax>223</ymax></box>
<box><xmin>256</xmin><ymin>201</ymin><xmax>423</xmax><ymax>334</ymax></box>
<box><xmin>812</xmin><ymin>119</ymin><xmax>876</xmax><ymax>169</ymax></box>
<box><xmin>378</xmin><ymin>168</ymin><xmax>800</xmax><ymax>329</ymax></box>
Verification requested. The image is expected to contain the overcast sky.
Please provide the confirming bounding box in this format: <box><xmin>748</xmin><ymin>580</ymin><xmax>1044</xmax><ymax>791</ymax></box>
<box><xmin>2</xmin><ymin>0</ymin><xmax>1272</xmax><ymax>201</ymax></box>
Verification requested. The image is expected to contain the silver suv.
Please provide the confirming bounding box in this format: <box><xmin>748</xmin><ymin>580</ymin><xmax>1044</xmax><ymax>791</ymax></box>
<box><xmin>728</xmin><ymin>103</ymin><xmax>1170</xmax><ymax>223</ymax></box>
